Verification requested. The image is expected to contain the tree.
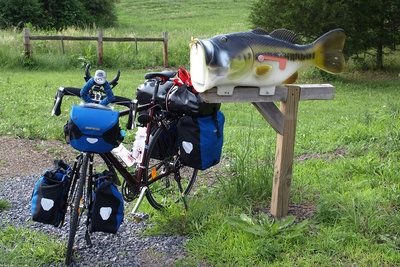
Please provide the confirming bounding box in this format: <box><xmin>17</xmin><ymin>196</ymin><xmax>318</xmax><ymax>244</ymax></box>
<box><xmin>249</xmin><ymin>0</ymin><xmax>400</xmax><ymax>69</ymax></box>
<box><xmin>0</xmin><ymin>0</ymin><xmax>117</xmax><ymax>30</ymax></box>
<box><xmin>0</xmin><ymin>0</ymin><xmax>45</xmax><ymax>28</ymax></box>
<box><xmin>82</xmin><ymin>0</ymin><xmax>118</xmax><ymax>28</ymax></box>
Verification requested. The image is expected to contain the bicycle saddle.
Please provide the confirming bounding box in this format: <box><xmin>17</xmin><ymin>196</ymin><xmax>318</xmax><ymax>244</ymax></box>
<box><xmin>145</xmin><ymin>71</ymin><xmax>176</xmax><ymax>80</ymax></box>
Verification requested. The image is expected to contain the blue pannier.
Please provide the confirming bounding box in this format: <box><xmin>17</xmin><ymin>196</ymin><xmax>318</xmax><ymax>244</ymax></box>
<box><xmin>177</xmin><ymin>111</ymin><xmax>225</xmax><ymax>170</ymax></box>
<box><xmin>65</xmin><ymin>105</ymin><xmax>122</xmax><ymax>153</ymax></box>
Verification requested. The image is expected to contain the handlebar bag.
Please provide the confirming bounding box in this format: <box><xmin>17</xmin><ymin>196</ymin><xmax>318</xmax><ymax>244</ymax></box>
<box><xmin>66</xmin><ymin>105</ymin><xmax>122</xmax><ymax>153</ymax></box>
<box><xmin>31</xmin><ymin>160</ymin><xmax>71</xmax><ymax>227</ymax></box>
<box><xmin>136</xmin><ymin>79</ymin><xmax>174</xmax><ymax>105</ymax></box>
<box><xmin>90</xmin><ymin>171</ymin><xmax>124</xmax><ymax>234</ymax></box>
<box><xmin>177</xmin><ymin>111</ymin><xmax>225</xmax><ymax>170</ymax></box>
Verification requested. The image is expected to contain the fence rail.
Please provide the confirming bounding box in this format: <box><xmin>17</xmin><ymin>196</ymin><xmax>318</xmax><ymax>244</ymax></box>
<box><xmin>23</xmin><ymin>28</ymin><xmax>168</xmax><ymax>67</ymax></box>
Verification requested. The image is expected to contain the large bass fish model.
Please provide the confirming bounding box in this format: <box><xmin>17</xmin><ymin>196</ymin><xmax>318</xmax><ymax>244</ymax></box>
<box><xmin>190</xmin><ymin>28</ymin><xmax>345</xmax><ymax>95</ymax></box>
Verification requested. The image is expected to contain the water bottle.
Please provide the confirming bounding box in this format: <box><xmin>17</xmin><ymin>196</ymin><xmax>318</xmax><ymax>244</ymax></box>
<box><xmin>132</xmin><ymin>127</ymin><xmax>146</xmax><ymax>163</ymax></box>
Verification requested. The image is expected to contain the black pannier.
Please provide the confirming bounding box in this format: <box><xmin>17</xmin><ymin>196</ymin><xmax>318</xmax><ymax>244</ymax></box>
<box><xmin>166</xmin><ymin>84</ymin><xmax>221</xmax><ymax>117</ymax></box>
<box><xmin>149</xmin><ymin>122</ymin><xmax>179</xmax><ymax>160</ymax></box>
<box><xmin>136</xmin><ymin>79</ymin><xmax>174</xmax><ymax>105</ymax></box>
<box><xmin>90</xmin><ymin>171</ymin><xmax>124</xmax><ymax>234</ymax></box>
<box><xmin>31</xmin><ymin>160</ymin><xmax>71</xmax><ymax>227</ymax></box>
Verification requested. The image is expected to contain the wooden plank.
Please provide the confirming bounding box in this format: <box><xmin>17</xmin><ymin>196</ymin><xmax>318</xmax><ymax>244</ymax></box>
<box><xmin>199</xmin><ymin>84</ymin><xmax>334</xmax><ymax>103</ymax></box>
<box><xmin>299</xmin><ymin>84</ymin><xmax>335</xmax><ymax>100</ymax></box>
<box><xmin>30</xmin><ymin>35</ymin><xmax>98</xmax><ymax>41</ymax></box>
<box><xmin>200</xmin><ymin>86</ymin><xmax>288</xmax><ymax>103</ymax></box>
<box><xmin>270</xmin><ymin>85</ymin><xmax>300</xmax><ymax>218</ymax></box>
<box><xmin>252</xmin><ymin>102</ymin><xmax>284</xmax><ymax>135</ymax></box>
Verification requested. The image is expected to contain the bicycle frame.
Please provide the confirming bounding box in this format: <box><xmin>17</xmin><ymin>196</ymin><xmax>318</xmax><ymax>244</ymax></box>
<box><xmin>103</xmin><ymin>100</ymin><xmax>177</xmax><ymax>197</ymax></box>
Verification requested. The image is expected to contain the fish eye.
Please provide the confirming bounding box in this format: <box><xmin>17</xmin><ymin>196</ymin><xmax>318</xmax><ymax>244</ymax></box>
<box><xmin>220</xmin><ymin>36</ymin><xmax>227</xmax><ymax>43</ymax></box>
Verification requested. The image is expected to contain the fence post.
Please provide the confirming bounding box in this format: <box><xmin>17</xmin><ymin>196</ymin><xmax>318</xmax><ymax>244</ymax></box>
<box><xmin>61</xmin><ymin>36</ymin><xmax>65</xmax><ymax>54</ymax></box>
<box><xmin>163</xmin><ymin>32</ymin><xmax>168</xmax><ymax>68</ymax></box>
<box><xmin>23</xmin><ymin>28</ymin><xmax>31</xmax><ymax>57</ymax></box>
<box><xmin>97</xmin><ymin>29</ymin><xmax>103</xmax><ymax>66</ymax></box>
<box><xmin>270</xmin><ymin>85</ymin><xmax>300</xmax><ymax>218</ymax></box>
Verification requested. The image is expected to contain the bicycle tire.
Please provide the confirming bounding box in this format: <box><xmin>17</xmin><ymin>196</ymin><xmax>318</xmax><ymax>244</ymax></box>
<box><xmin>144</xmin><ymin>126</ymin><xmax>198</xmax><ymax>209</ymax></box>
<box><xmin>65</xmin><ymin>153</ymin><xmax>88</xmax><ymax>265</ymax></box>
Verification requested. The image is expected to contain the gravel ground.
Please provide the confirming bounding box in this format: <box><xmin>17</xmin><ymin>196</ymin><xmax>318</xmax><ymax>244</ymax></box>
<box><xmin>0</xmin><ymin>174</ymin><xmax>188</xmax><ymax>266</ymax></box>
<box><xmin>0</xmin><ymin>136</ymin><xmax>189</xmax><ymax>266</ymax></box>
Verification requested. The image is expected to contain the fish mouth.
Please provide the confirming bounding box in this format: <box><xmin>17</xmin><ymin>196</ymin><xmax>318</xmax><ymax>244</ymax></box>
<box><xmin>190</xmin><ymin>39</ymin><xmax>229</xmax><ymax>92</ymax></box>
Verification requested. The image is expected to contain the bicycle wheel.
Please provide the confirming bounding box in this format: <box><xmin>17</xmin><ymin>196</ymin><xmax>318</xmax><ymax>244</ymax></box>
<box><xmin>144</xmin><ymin>126</ymin><xmax>198</xmax><ymax>210</ymax></box>
<box><xmin>65</xmin><ymin>153</ymin><xmax>88</xmax><ymax>265</ymax></box>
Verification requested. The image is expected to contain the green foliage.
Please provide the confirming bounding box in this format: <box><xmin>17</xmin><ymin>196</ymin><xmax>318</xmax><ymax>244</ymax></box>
<box><xmin>0</xmin><ymin>0</ymin><xmax>117</xmax><ymax>29</ymax></box>
<box><xmin>225</xmin><ymin>214</ymin><xmax>312</xmax><ymax>261</ymax></box>
<box><xmin>249</xmin><ymin>0</ymin><xmax>400</xmax><ymax>69</ymax></box>
<box><xmin>0</xmin><ymin>225</ymin><xmax>65</xmax><ymax>266</ymax></box>
<box><xmin>0</xmin><ymin>0</ymin><xmax>44</xmax><ymax>29</ymax></box>
<box><xmin>0</xmin><ymin>199</ymin><xmax>10</xmax><ymax>210</ymax></box>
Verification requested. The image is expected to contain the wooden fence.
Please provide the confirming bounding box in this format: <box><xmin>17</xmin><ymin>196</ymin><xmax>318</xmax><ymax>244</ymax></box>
<box><xmin>23</xmin><ymin>28</ymin><xmax>168</xmax><ymax>67</ymax></box>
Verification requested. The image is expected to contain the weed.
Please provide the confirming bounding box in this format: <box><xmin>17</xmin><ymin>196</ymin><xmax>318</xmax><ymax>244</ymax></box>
<box><xmin>0</xmin><ymin>199</ymin><xmax>11</xmax><ymax>210</ymax></box>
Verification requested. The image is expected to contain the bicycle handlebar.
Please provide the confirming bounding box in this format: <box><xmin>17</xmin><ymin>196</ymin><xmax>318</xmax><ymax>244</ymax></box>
<box><xmin>51</xmin><ymin>86</ymin><xmax>134</xmax><ymax>118</ymax></box>
<box><xmin>52</xmin><ymin>87</ymin><xmax>81</xmax><ymax>116</ymax></box>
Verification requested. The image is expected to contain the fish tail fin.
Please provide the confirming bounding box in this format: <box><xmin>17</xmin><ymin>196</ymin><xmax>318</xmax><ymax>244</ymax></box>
<box><xmin>313</xmin><ymin>29</ymin><xmax>346</xmax><ymax>74</ymax></box>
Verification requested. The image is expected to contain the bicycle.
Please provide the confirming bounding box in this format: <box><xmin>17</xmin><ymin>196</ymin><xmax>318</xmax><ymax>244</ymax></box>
<box><xmin>52</xmin><ymin>65</ymin><xmax>198</xmax><ymax>265</ymax></box>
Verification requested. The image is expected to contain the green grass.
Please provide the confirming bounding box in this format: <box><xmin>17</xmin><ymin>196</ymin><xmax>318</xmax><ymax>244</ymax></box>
<box><xmin>1</xmin><ymin>0</ymin><xmax>400</xmax><ymax>266</ymax></box>
<box><xmin>0</xmin><ymin>226</ymin><xmax>65</xmax><ymax>266</ymax></box>
<box><xmin>0</xmin><ymin>199</ymin><xmax>10</xmax><ymax>210</ymax></box>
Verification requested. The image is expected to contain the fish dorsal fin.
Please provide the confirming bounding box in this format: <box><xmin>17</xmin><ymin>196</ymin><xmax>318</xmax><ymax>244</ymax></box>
<box><xmin>252</xmin><ymin>28</ymin><xmax>269</xmax><ymax>35</ymax></box>
<box><xmin>269</xmin><ymin>29</ymin><xmax>298</xmax><ymax>44</ymax></box>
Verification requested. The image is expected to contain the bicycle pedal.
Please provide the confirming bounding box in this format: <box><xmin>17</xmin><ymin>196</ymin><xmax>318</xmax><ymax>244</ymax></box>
<box><xmin>132</xmin><ymin>211</ymin><xmax>149</xmax><ymax>222</ymax></box>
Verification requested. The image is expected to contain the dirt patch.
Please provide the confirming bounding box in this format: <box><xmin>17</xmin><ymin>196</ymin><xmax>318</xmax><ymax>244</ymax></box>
<box><xmin>0</xmin><ymin>136</ymin><xmax>77</xmax><ymax>179</ymax></box>
<box><xmin>254</xmin><ymin>203</ymin><xmax>317</xmax><ymax>222</ymax></box>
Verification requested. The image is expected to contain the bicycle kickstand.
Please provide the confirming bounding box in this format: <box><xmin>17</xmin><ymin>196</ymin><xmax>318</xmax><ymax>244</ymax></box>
<box><xmin>174</xmin><ymin>172</ymin><xmax>188</xmax><ymax>212</ymax></box>
<box><xmin>131</xmin><ymin>186</ymin><xmax>148</xmax><ymax>220</ymax></box>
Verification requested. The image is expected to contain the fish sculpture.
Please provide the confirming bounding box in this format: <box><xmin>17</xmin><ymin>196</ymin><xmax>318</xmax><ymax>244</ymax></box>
<box><xmin>190</xmin><ymin>28</ymin><xmax>345</xmax><ymax>95</ymax></box>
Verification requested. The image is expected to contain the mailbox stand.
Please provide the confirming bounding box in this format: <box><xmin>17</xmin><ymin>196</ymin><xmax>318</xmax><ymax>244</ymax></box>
<box><xmin>200</xmin><ymin>84</ymin><xmax>335</xmax><ymax>218</ymax></box>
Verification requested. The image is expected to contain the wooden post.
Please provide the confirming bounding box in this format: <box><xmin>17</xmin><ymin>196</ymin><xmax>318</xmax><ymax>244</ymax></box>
<box><xmin>270</xmin><ymin>85</ymin><xmax>301</xmax><ymax>218</ymax></box>
<box><xmin>97</xmin><ymin>29</ymin><xmax>103</xmax><ymax>66</ymax></box>
<box><xmin>163</xmin><ymin>31</ymin><xmax>168</xmax><ymax>68</ymax></box>
<box><xmin>61</xmin><ymin>36</ymin><xmax>65</xmax><ymax>54</ymax></box>
<box><xmin>23</xmin><ymin>28</ymin><xmax>31</xmax><ymax>57</ymax></box>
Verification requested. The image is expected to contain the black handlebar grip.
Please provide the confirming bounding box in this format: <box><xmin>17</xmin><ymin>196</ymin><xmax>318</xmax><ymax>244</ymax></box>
<box><xmin>52</xmin><ymin>88</ymin><xmax>65</xmax><ymax>116</ymax></box>
<box><xmin>51</xmin><ymin>87</ymin><xmax>81</xmax><ymax>116</ymax></box>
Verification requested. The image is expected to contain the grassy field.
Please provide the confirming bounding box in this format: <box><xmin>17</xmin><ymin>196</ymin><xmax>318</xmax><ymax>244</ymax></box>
<box><xmin>1</xmin><ymin>0</ymin><xmax>400</xmax><ymax>266</ymax></box>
